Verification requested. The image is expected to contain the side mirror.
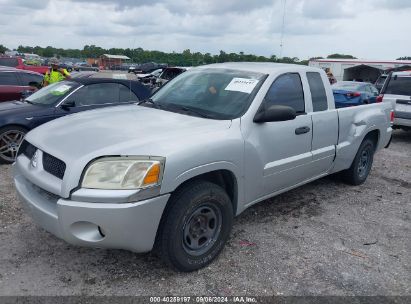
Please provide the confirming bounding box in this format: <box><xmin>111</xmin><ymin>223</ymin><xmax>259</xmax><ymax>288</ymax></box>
<box><xmin>21</xmin><ymin>90</ymin><xmax>34</xmax><ymax>99</ymax></box>
<box><xmin>61</xmin><ymin>100</ymin><xmax>75</xmax><ymax>110</ymax></box>
<box><xmin>254</xmin><ymin>105</ymin><xmax>297</xmax><ymax>123</ymax></box>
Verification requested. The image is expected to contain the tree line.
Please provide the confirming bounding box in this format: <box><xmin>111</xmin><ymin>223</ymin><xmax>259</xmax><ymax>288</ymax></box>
<box><xmin>1</xmin><ymin>43</ymin><xmax>408</xmax><ymax>66</ymax></box>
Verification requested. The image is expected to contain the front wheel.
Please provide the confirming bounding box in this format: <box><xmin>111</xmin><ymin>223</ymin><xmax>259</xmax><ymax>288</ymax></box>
<box><xmin>155</xmin><ymin>181</ymin><xmax>233</xmax><ymax>272</ymax></box>
<box><xmin>0</xmin><ymin>126</ymin><xmax>27</xmax><ymax>164</ymax></box>
<box><xmin>341</xmin><ymin>138</ymin><xmax>375</xmax><ymax>185</ymax></box>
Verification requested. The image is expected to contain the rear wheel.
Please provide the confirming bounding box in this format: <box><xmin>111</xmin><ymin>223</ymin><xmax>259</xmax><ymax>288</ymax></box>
<box><xmin>341</xmin><ymin>138</ymin><xmax>375</xmax><ymax>185</ymax></box>
<box><xmin>0</xmin><ymin>126</ymin><xmax>27</xmax><ymax>164</ymax></box>
<box><xmin>155</xmin><ymin>180</ymin><xmax>233</xmax><ymax>272</ymax></box>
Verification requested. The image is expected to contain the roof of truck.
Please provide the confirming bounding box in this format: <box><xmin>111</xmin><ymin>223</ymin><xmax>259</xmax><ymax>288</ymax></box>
<box><xmin>194</xmin><ymin>62</ymin><xmax>320</xmax><ymax>74</ymax></box>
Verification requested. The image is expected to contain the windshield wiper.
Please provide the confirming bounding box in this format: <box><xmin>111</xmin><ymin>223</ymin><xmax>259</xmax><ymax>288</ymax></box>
<box><xmin>137</xmin><ymin>98</ymin><xmax>159</xmax><ymax>108</ymax></box>
<box><xmin>166</xmin><ymin>104</ymin><xmax>212</xmax><ymax>119</ymax></box>
<box><xmin>24</xmin><ymin>99</ymin><xmax>34</xmax><ymax>104</ymax></box>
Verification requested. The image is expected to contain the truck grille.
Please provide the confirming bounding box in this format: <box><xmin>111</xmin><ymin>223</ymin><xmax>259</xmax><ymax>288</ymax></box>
<box><xmin>43</xmin><ymin>152</ymin><xmax>66</xmax><ymax>180</ymax></box>
<box><xmin>18</xmin><ymin>140</ymin><xmax>66</xmax><ymax>180</ymax></box>
<box><xmin>17</xmin><ymin>140</ymin><xmax>36</xmax><ymax>159</ymax></box>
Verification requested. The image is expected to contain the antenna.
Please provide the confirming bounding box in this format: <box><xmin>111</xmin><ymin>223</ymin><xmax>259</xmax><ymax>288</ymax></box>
<box><xmin>279</xmin><ymin>0</ymin><xmax>287</xmax><ymax>58</ymax></box>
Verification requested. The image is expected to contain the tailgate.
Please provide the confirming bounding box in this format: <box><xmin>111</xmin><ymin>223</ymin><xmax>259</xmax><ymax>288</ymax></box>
<box><xmin>395</xmin><ymin>98</ymin><xmax>411</xmax><ymax>119</ymax></box>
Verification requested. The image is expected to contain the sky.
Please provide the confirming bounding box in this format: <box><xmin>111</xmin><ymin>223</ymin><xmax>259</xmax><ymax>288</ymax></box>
<box><xmin>0</xmin><ymin>0</ymin><xmax>410</xmax><ymax>60</ymax></box>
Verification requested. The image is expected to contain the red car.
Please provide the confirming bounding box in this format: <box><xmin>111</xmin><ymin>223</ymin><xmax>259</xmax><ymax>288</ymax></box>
<box><xmin>0</xmin><ymin>57</ymin><xmax>49</xmax><ymax>74</ymax></box>
<box><xmin>0</xmin><ymin>68</ymin><xmax>43</xmax><ymax>102</ymax></box>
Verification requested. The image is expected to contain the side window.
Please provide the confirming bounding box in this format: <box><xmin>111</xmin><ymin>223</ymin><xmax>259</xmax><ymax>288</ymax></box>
<box><xmin>73</xmin><ymin>83</ymin><xmax>120</xmax><ymax>106</ymax></box>
<box><xmin>264</xmin><ymin>73</ymin><xmax>305</xmax><ymax>113</ymax></box>
<box><xmin>370</xmin><ymin>86</ymin><xmax>379</xmax><ymax>95</ymax></box>
<box><xmin>0</xmin><ymin>72</ymin><xmax>20</xmax><ymax>85</ymax></box>
<box><xmin>19</xmin><ymin>73</ymin><xmax>43</xmax><ymax>86</ymax></box>
<box><xmin>364</xmin><ymin>86</ymin><xmax>372</xmax><ymax>94</ymax></box>
<box><xmin>306</xmin><ymin>72</ymin><xmax>328</xmax><ymax>112</ymax></box>
<box><xmin>119</xmin><ymin>84</ymin><xmax>139</xmax><ymax>102</ymax></box>
<box><xmin>0</xmin><ymin>58</ymin><xmax>18</xmax><ymax>67</ymax></box>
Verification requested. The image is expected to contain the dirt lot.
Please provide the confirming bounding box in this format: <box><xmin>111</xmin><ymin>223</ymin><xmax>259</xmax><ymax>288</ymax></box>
<box><xmin>0</xmin><ymin>130</ymin><xmax>410</xmax><ymax>296</ymax></box>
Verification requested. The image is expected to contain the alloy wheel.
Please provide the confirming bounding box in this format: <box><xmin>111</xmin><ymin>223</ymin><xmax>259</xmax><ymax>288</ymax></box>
<box><xmin>0</xmin><ymin>130</ymin><xmax>25</xmax><ymax>162</ymax></box>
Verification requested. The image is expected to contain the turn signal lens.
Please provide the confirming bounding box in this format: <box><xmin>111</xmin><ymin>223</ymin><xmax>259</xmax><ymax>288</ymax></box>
<box><xmin>143</xmin><ymin>163</ymin><xmax>161</xmax><ymax>186</ymax></box>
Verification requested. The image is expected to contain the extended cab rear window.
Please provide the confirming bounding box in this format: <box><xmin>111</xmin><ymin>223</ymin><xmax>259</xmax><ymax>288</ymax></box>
<box><xmin>307</xmin><ymin>72</ymin><xmax>328</xmax><ymax>112</ymax></box>
<box><xmin>384</xmin><ymin>76</ymin><xmax>411</xmax><ymax>96</ymax></box>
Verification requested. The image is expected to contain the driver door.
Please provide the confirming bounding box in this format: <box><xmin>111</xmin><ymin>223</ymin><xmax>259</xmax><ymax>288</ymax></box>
<box><xmin>249</xmin><ymin>73</ymin><xmax>314</xmax><ymax>197</ymax></box>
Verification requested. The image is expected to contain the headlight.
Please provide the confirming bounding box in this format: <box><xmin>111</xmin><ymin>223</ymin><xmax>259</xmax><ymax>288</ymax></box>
<box><xmin>82</xmin><ymin>157</ymin><xmax>165</xmax><ymax>190</ymax></box>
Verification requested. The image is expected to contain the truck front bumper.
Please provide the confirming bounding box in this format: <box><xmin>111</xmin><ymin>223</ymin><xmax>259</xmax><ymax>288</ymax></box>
<box><xmin>14</xmin><ymin>167</ymin><xmax>169</xmax><ymax>253</ymax></box>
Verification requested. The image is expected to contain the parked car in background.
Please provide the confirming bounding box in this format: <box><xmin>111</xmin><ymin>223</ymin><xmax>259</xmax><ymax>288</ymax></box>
<box><xmin>381</xmin><ymin>71</ymin><xmax>411</xmax><ymax>130</ymax></box>
<box><xmin>0</xmin><ymin>56</ymin><xmax>49</xmax><ymax>74</ymax></box>
<box><xmin>332</xmin><ymin>81</ymin><xmax>380</xmax><ymax>108</ymax></box>
<box><xmin>132</xmin><ymin>62</ymin><xmax>167</xmax><ymax>74</ymax></box>
<box><xmin>74</xmin><ymin>63</ymin><xmax>99</xmax><ymax>72</ymax></box>
<box><xmin>59</xmin><ymin>63</ymin><xmax>73</xmax><ymax>72</ymax></box>
<box><xmin>0</xmin><ymin>68</ymin><xmax>43</xmax><ymax>102</ymax></box>
<box><xmin>155</xmin><ymin>67</ymin><xmax>190</xmax><ymax>87</ymax></box>
<box><xmin>0</xmin><ymin>78</ymin><xmax>151</xmax><ymax>163</ymax></box>
<box><xmin>70</xmin><ymin>71</ymin><xmax>97</xmax><ymax>79</ymax></box>
<box><xmin>136</xmin><ymin>68</ymin><xmax>163</xmax><ymax>84</ymax></box>
<box><xmin>128</xmin><ymin>65</ymin><xmax>138</xmax><ymax>73</ymax></box>
<box><xmin>375</xmin><ymin>74</ymin><xmax>388</xmax><ymax>92</ymax></box>
<box><xmin>13</xmin><ymin>63</ymin><xmax>393</xmax><ymax>271</ymax></box>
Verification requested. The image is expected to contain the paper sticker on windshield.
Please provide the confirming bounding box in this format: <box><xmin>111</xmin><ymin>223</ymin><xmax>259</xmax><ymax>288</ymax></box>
<box><xmin>224</xmin><ymin>78</ymin><xmax>259</xmax><ymax>94</ymax></box>
<box><xmin>51</xmin><ymin>84</ymin><xmax>71</xmax><ymax>95</ymax></box>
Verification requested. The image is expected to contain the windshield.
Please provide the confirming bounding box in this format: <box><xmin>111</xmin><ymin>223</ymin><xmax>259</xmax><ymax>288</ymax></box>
<box><xmin>150</xmin><ymin>68</ymin><xmax>266</xmax><ymax>119</ymax></box>
<box><xmin>25</xmin><ymin>81</ymin><xmax>78</xmax><ymax>105</ymax></box>
<box><xmin>375</xmin><ymin>76</ymin><xmax>387</xmax><ymax>86</ymax></box>
<box><xmin>384</xmin><ymin>76</ymin><xmax>411</xmax><ymax>96</ymax></box>
<box><xmin>332</xmin><ymin>82</ymin><xmax>363</xmax><ymax>91</ymax></box>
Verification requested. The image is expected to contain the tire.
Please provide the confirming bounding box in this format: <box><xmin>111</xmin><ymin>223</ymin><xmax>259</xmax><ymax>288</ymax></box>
<box><xmin>155</xmin><ymin>180</ymin><xmax>233</xmax><ymax>272</ymax></box>
<box><xmin>0</xmin><ymin>126</ymin><xmax>27</xmax><ymax>164</ymax></box>
<box><xmin>341</xmin><ymin>138</ymin><xmax>375</xmax><ymax>185</ymax></box>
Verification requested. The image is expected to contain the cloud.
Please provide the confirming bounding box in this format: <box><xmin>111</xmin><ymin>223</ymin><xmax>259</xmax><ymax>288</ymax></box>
<box><xmin>0</xmin><ymin>0</ymin><xmax>50</xmax><ymax>14</ymax></box>
<box><xmin>302</xmin><ymin>0</ymin><xmax>351</xmax><ymax>19</ymax></box>
<box><xmin>164</xmin><ymin>0</ymin><xmax>274</xmax><ymax>15</ymax></box>
<box><xmin>0</xmin><ymin>0</ymin><xmax>410</xmax><ymax>61</ymax></box>
<box><xmin>374</xmin><ymin>0</ymin><xmax>411</xmax><ymax>9</ymax></box>
<box><xmin>70</xmin><ymin>0</ymin><xmax>160</xmax><ymax>10</ymax></box>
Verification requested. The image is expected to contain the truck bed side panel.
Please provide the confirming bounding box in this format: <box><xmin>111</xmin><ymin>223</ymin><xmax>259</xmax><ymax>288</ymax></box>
<box><xmin>331</xmin><ymin>103</ymin><xmax>392</xmax><ymax>174</ymax></box>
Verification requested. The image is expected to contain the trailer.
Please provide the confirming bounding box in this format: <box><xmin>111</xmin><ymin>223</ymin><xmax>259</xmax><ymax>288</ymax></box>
<box><xmin>309</xmin><ymin>58</ymin><xmax>411</xmax><ymax>83</ymax></box>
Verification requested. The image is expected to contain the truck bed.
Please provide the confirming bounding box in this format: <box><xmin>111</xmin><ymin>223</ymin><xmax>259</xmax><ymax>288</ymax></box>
<box><xmin>331</xmin><ymin>102</ymin><xmax>393</xmax><ymax>173</ymax></box>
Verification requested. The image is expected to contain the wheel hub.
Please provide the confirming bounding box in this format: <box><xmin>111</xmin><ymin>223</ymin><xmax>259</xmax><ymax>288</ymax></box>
<box><xmin>0</xmin><ymin>130</ymin><xmax>25</xmax><ymax>162</ymax></box>
<box><xmin>357</xmin><ymin>148</ymin><xmax>370</xmax><ymax>178</ymax></box>
<box><xmin>182</xmin><ymin>205</ymin><xmax>222</xmax><ymax>256</ymax></box>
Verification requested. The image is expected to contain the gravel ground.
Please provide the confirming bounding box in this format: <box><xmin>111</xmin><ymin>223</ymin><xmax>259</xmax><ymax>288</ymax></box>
<box><xmin>0</xmin><ymin>130</ymin><xmax>410</xmax><ymax>296</ymax></box>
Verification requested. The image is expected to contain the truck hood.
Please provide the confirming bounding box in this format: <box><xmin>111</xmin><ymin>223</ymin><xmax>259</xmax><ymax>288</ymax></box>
<box><xmin>26</xmin><ymin>104</ymin><xmax>232</xmax><ymax>163</ymax></box>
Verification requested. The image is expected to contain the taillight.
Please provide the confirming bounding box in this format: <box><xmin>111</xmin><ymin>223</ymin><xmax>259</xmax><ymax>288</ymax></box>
<box><xmin>390</xmin><ymin>111</ymin><xmax>395</xmax><ymax>123</ymax></box>
<box><xmin>346</xmin><ymin>92</ymin><xmax>361</xmax><ymax>98</ymax></box>
<box><xmin>376</xmin><ymin>94</ymin><xmax>384</xmax><ymax>103</ymax></box>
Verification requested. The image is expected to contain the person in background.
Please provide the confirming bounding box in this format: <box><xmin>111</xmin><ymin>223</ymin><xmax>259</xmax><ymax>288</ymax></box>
<box><xmin>325</xmin><ymin>68</ymin><xmax>337</xmax><ymax>85</ymax></box>
<box><xmin>43</xmin><ymin>58</ymin><xmax>71</xmax><ymax>86</ymax></box>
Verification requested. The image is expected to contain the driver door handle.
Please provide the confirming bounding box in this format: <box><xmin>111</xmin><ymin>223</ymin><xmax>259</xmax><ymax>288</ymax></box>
<box><xmin>295</xmin><ymin>126</ymin><xmax>311</xmax><ymax>135</ymax></box>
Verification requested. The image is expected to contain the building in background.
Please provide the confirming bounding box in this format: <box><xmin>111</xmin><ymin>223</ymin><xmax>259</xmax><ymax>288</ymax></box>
<box><xmin>309</xmin><ymin>58</ymin><xmax>411</xmax><ymax>83</ymax></box>
<box><xmin>98</xmin><ymin>54</ymin><xmax>130</xmax><ymax>69</ymax></box>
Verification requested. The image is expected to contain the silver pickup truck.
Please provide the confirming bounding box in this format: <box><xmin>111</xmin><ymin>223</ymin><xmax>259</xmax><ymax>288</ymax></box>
<box><xmin>13</xmin><ymin>63</ymin><xmax>393</xmax><ymax>272</ymax></box>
